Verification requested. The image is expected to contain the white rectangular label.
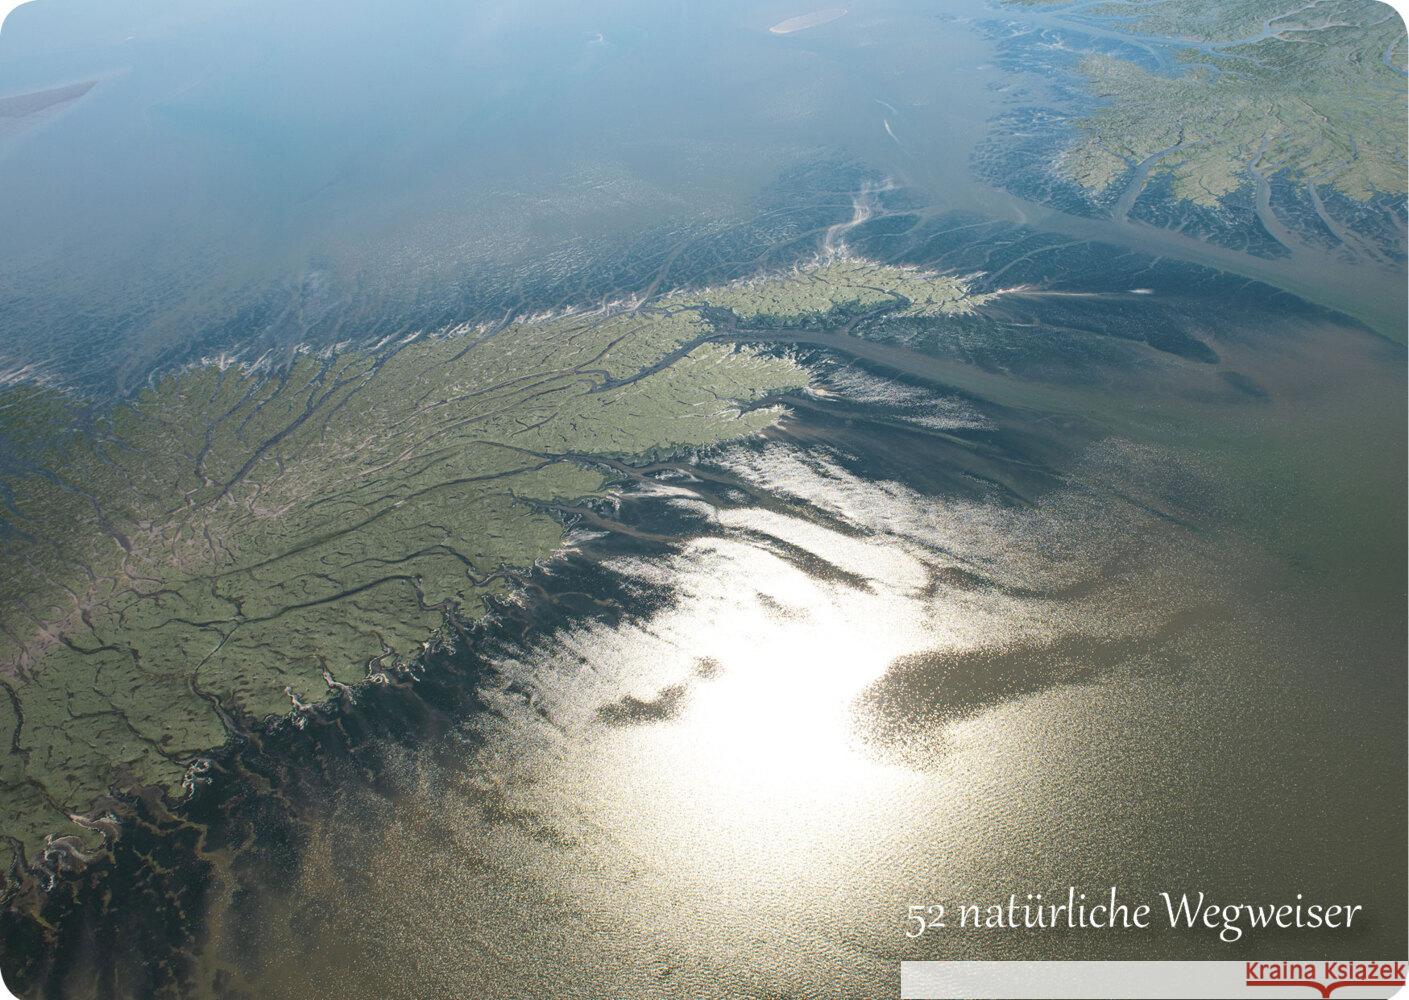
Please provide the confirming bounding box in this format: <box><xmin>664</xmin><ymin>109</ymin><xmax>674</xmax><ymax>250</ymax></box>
<box><xmin>900</xmin><ymin>960</ymin><xmax>1408</xmax><ymax>999</ymax></box>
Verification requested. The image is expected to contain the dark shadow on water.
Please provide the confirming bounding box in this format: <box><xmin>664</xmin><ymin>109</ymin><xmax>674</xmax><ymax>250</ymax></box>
<box><xmin>596</xmin><ymin>683</ymin><xmax>688</xmax><ymax>726</ymax></box>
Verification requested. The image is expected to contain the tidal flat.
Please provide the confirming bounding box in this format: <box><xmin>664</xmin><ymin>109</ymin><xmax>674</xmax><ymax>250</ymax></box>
<box><xmin>0</xmin><ymin>259</ymin><xmax>1004</xmax><ymax>883</ymax></box>
<box><xmin>2</xmin><ymin>218</ymin><xmax>1403</xmax><ymax>995</ymax></box>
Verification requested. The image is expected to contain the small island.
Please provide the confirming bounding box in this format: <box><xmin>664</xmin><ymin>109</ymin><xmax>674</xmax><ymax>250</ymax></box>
<box><xmin>768</xmin><ymin>8</ymin><xmax>848</xmax><ymax>35</ymax></box>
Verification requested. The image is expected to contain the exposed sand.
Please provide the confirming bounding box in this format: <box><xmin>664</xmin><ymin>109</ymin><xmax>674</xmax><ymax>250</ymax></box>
<box><xmin>768</xmin><ymin>7</ymin><xmax>847</xmax><ymax>34</ymax></box>
<box><xmin>0</xmin><ymin>80</ymin><xmax>95</xmax><ymax>119</ymax></box>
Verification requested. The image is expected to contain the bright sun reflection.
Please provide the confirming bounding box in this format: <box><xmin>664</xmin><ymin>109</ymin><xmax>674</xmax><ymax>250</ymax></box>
<box><xmin>487</xmin><ymin>491</ymin><xmax>1017</xmax><ymax>891</ymax></box>
<box><xmin>578</xmin><ymin>541</ymin><xmax>925</xmax><ymax>885</ymax></box>
<box><xmin>659</xmin><ymin>535</ymin><xmax>907</xmax><ymax>790</ymax></box>
<box><xmin>277</xmin><ymin>434</ymin><xmax>1191</xmax><ymax>995</ymax></box>
<box><xmin>471</xmin><ymin>443</ymin><xmax>1089</xmax><ymax>899</ymax></box>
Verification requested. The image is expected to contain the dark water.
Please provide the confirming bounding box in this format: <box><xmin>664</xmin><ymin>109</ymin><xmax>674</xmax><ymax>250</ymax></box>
<box><xmin>0</xmin><ymin>0</ymin><xmax>1405</xmax><ymax>996</ymax></box>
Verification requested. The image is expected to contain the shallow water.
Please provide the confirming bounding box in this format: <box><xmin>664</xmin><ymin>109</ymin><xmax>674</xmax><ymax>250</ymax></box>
<box><xmin>0</xmin><ymin>0</ymin><xmax>1402</xmax><ymax>393</ymax></box>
